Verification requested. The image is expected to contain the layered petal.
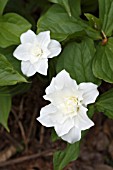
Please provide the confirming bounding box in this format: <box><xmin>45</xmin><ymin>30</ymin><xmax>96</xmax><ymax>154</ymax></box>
<box><xmin>44</xmin><ymin>88</ymin><xmax>76</xmax><ymax>106</ymax></box>
<box><xmin>61</xmin><ymin>126</ymin><xmax>81</xmax><ymax>144</ymax></box>
<box><xmin>51</xmin><ymin>111</ymin><xmax>67</xmax><ymax>124</ymax></box>
<box><xmin>55</xmin><ymin>118</ymin><xmax>74</xmax><ymax>137</ymax></box>
<box><xmin>13</xmin><ymin>43</ymin><xmax>33</xmax><ymax>61</ymax></box>
<box><xmin>48</xmin><ymin>40</ymin><xmax>61</xmax><ymax>58</ymax></box>
<box><xmin>79</xmin><ymin>82</ymin><xmax>99</xmax><ymax>106</ymax></box>
<box><xmin>45</xmin><ymin>70</ymin><xmax>78</xmax><ymax>95</ymax></box>
<box><xmin>45</xmin><ymin>78</ymin><xmax>56</xmax><ymax>94</ymax></box>
<box><xmin>21</xmin><ymin>61</ymin><xmax>36</xmax><ymax>77</ymax></box>
<box><xmin>41</xmin><ymin>48</ymin><xmax>51</xmax><ymax>59</ymax></box>
<box><xmin>49</xmin><ymin>70</ymin><xmax>66</xmax><ymax>92</ymax></box>
<box><xmin>74</xmin><ymin>105</ymin><xmax>94</xmax><ymax>130</ymax></box>
<box><xmin>37</xmin><ymin>104</ymin><xmax>57</xmax><ymax>127</ymax></box>
<box><xmin>37</xmin><ymin>104</ymin><xmax>68</xmax><ymax>127</ymax></box>
<box><xmin>36</xmin><ymin>31</ymin><xmax>50</xmax><ymax>48</ymax></box>
<box><xmin>20</xmin><ymin>30</ymin><xmax>36</xmax><ymax>44</ymax></box>
<box><xmin>55</xmin><ymin>70</ymin><xmax>78</xmax><ymax>92</ymax></box>
<box><xmin>43</xmin><ymin>91</ymin><xmax>63</xmax><ymax>105</ymax></box>
<box><xmin>39</xmin><ymin>104</ymin><xmax>57</xmax><ymax>116</ymax></box>
<box><xmin>54</xmin><ymin>70</ymin><xmax>69</xmax><ymax>90</ymax></box>
<box><xmin>34</xmin><ymin>58</ymin><xmax>48</xmax><ymax>75</ymax></box>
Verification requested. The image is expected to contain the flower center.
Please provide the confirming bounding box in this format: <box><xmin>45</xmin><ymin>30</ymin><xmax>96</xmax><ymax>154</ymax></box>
<box><xmin>32</xmin><ymin>46</ymin><xmax>43</xmax><ymax>58</ymax></box>
<box><xmin>64</xmin><ymin>96</ymin><xmax>79</xmax><ymax>116</ymax></box>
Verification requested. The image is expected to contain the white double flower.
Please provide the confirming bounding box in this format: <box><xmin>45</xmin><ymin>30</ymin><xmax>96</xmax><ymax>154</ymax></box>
<box><xmin>13</xmin><ymin>30</ymin><xmax>61</xmax><ymax>76</ymax></box>
<box><xmin>37</xmin><ymin>70</ymin><xmax>99</xmax><ymax>143</ymax></box>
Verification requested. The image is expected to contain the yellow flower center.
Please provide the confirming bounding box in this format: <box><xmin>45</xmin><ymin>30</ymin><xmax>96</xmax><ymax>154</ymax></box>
<box><xmin>64</xmin><ymin>96</ymin><xmax>79</xmax><ymax>116</ymax></box>
<box><xmin>32</xmin><ymin>46</ymin><xmax>43</xmax><ymax>57</ymax></box>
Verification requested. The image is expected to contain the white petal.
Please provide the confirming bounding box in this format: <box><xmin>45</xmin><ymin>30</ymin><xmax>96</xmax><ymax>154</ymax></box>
<box><xmin>48</xmin><ymin>40</ymin><xmax>61</xmax><ymax>58</ymax></box>
<box><xmin>78</xmin><ymin>82</ymin><xmax>99</xmax><ymax>106</ymax></box>
<box><xmin>29</xmin><ymin>54</ymin><xmax>40</xmax><ymax>64</ymax></box>
<box><xmin>41</xmin><ymin>48</ymin><xmax>51</xmax><ymax>59</ymax></box>
<box><xmin>39</xmin><ymin>103</ymin><xmax>67</xmax><ymax>124</ymax></box>
<box><xmin>55</xmin><ymin>70</ymin><xmax>72</xmax><ymax>90</ymax></box>
<box><xmin>36</xmin><ymin>31</ymin><xmax>50</xmax><ymax>48</ymax></box>
<box><xmin>75</xmin><ymin>106</ymin><xmax>94</xmax><ymax>130</ymax></box>
<box><xmin>34</xmin><ymin>58</ymin><xmax>48</xmax><ymax>75</ymax></box>
<box><xmin>54</xmin><ymin>118</ymin><xmax>74</xmax><ymax>136</ymax></box>
<box><xmin>20</xmin><ymin>30</ymin><xmax>36</xmax><ymax>44</ymax></box>
<box><xmin>55</xmin><ymin>70</ymin><xmax>78</xmax><ymax>91</ymax></box>
<box><xmin>45</xmin><ymin>78</ymin><xmax>56</xmax><ymax>94</ymax></box>
<box><xmin>45</xmin><ymin>70</ymin><xmax>78</xmax><ymax>94</ymax></box>
<box><xmin>45</xmin><ymin>70</ymin><xmax>65</xmax><ymax>94</ymax></box>
<box><xmin>37</xmin><ymin>104</ymin><xmax>57</xmax><ymax>127</ymax></box>
<box><xmin>40</xmin><ymin>104</ymin><xmax>57</xmax><ymax>116</ymax></box>
<box><xmin>44</xmin><ymin>88</ymin><xmax>74</xmax><ymax>105</ymax></box>
<box><xmin>44</xmin><ymin>89</ymin><xmax>64</xmax><ymax>104</ymax></box>
<box><xmin>61</xmin><ymin>126</ymin><xmax>81</xmax><ymax>144</ymax></box>
<box><xmin>13</xmin><ymin>44</ymin><xmax>33</xmax><ymax>61</ymax></box>
<box><xmin>51</xmin><ymin>111</ymin><xmax>67</xmax><ymax>124</ymax></box>
<box><xmin>21</xmin><ymin>61</ymin><xmax>36</xmax><ymax>77</ymax></box>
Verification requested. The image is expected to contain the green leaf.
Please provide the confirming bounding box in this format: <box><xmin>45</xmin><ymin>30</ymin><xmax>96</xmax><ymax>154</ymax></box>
<box><xmin>0</xmin><ymin>54</ymin><xmax>27</xmax><ymax>86</ymax></box>
<box><xmin>49</xmin><ymin>0</ymin><xmax>71</xmax><ymax>16</ymax></box>
<box><xmin>0</xmin><ymin>95</ymin><xmax>11</xmax><ymax>130</ymax></box>
<box><xmin>51</xmin><ymin>129</ymin><xmax>59</xmax><ymax>142</ymax></box>
<box><xmin>49</xmin><ymin>0</ymin><xmax>81</xmax><ymax>17</ymax></box>
<box><xmin>99</xmin><ymin>0</ymin><xmax>113</xmax><ymax>36</ymax></box>
<box><xmin>0</xmin><ymin>0</ymin><xmax>8</xmax><ymax>15</ymax></box>
<box><xmin>37</xmin><ymin>4</ymin><xmax>101</xmax><ymax>41</ymax></box>
<box><xmin>0</xmin><ymin>13</ymin><xmax>31</xmax><ymax>48</ymax></box>
<box><xmin>87</xmin><ymin>104</ymin><xmax>95</xmax><ymax>119</ymax></box>
<box><xmin>0</xmin><ymin>83</ymin><xmax>31</xmax><ymax>96</ymax></box>
<box><xmin>96</xmin><ymin>88</ymin><xmax>113</xmax><ymax>118</ymax></box>
<box><xmin>38</xmin><ymin>4</ymin><xmax>82</xmax><ymax>41</ymax></box>
<box><xmin>53</xmin><ymin>142</ymin><xmax>80</xmax><ymax>170</ymax></box>
<box><xmin>0</xmin><ymin>46</ymin><xmax>23</xmax><ymax>75</ymax></box>
<box><xmin>85</xmin><ymin>13</ymin><xmax>101</xmax><ymax>30</ymax></box>
<box><xmin>68</xmin><ymin>0</ymin><xmax>81</xmax><ymax>18</ymax></box>
<box><xmin>57</xmin><ymin>38</ymin><xmax>100</xmax><ymax>84</ymax></box>
<box><xmin>93</xmin><ymin>37</ymin><xmax>113</xmax><ymax>83</ymax></box>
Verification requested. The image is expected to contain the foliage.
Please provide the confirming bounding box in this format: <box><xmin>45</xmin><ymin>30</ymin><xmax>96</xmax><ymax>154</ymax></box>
<box><xmin>53</xmin><ymin>142</ymin><xmax>80</xmax><ymax>170</ymax></box>
<box><xmin>0</xmin><ymin>95</ymin><xmax>11</xmax><ymax>131</ymax></box>
<box><xmin>56</xmin><ymin>38</ymin><xmax>100</xmax><ymax>84</ymax></box>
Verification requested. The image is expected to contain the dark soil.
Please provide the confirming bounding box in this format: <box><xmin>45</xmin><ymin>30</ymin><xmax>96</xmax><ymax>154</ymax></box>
<box><xmin>0</xmin><ymin>77</ymin><xmax>113</xmax><ymax>170</ymax></box>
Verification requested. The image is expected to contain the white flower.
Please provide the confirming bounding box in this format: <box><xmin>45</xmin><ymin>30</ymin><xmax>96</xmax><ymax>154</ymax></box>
<box><xmin>37</xmin><ymin>70</ymin><xmax>99</xmax><ymax>144</ymax></box>
<box><xmin>13</xmin><ymin>30</ymin><xmax>61</xmax><ymax>77</ymax></box>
